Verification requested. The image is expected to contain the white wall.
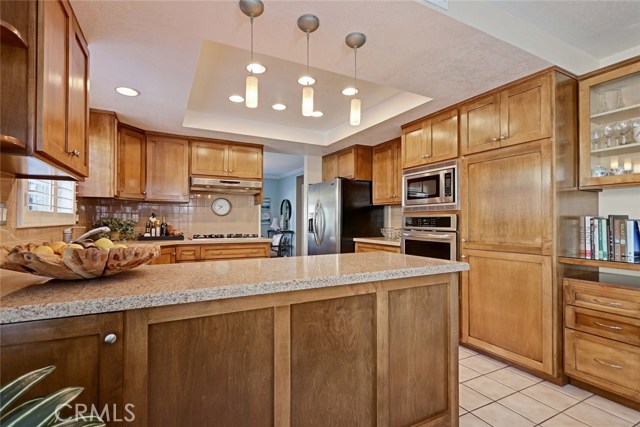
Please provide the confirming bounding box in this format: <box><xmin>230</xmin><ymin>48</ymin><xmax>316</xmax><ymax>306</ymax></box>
<box><xmin>599</xmin><ymin>186</ymin><xmax>640</xmax><ymax>277</ymax></box>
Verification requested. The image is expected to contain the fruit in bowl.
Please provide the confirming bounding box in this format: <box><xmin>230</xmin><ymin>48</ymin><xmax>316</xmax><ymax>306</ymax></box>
<box><xmin>0</xmin><ymin>238</ymin><xmax>159</xmax><ymax>280</ymax></box>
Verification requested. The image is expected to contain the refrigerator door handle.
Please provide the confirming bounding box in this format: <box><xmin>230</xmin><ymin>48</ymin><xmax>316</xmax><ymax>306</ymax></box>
<box><xmin>317</xmin><ymin>201</ymin><xmax>325</xmax><ymax>245</ymax></box>
<box><xmin>313</xmin><ymin>200</ymin><xmax>320</xmax><ymax>246</ymax></box>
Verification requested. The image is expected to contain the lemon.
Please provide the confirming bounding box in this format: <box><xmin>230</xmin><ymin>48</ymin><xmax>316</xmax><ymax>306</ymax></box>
<box><xmin>113</xmin><ymin>244</ymin><xmax>128</xmax><ymax>249</ymax></box>
<box><xmin>94</xmin><ymin>237</ymin><xmax>115</xmax><ymax>250</ymax></box>
<box><xmin>49</xmin><ymin>241</ymin><xmax>67</xmax><ymax>255</ymax></box>
<box><xmin>32</xmin><ymin>245</ymin><xmax>55</xmax><ymax>255</ymax></box>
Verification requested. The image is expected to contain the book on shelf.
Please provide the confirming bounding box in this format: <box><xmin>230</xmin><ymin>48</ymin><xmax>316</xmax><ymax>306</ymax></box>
<box><xmin>578</xmin><ymin>215</ymin><xmax>638</xmax><ymax>263</ymax></box>
<box><xmin>599</xmin><ymin>218</ymin><xmax>608</xmax><ymax>261</ymax></box>
<box><xmin>609</xmin><ymin>215</ymin><xmax>629</xmax><ymax>261</ymax></box>
<box><xmin>626</xmin><ymin>219</ymin><xmax>640</xmax><ymax>263</ymax></box>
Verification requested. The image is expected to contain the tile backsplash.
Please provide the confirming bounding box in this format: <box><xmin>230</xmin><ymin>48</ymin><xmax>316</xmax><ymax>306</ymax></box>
<box><xmin>78</xmin><ymin>193</ymin><xmax>260</xmax><ymax>238</ymax></box>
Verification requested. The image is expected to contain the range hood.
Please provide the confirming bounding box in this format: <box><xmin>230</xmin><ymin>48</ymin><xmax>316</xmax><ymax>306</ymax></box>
<box><xmin>190</xmin><ymin>177</ymin><xmax>262</xmax><ymax>194</ymax></box>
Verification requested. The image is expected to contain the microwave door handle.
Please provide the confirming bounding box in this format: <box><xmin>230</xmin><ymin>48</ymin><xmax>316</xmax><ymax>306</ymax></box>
<box><xmin>405</xmin><ymin>233</ymin><xmax>456</xmax><ymax>240</ymax></box>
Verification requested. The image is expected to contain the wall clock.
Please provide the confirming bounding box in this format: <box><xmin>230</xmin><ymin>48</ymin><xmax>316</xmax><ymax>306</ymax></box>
<box><xmin>211</xmin><ymin>198</ymin><xmax>232</xmax><ymax>216</ymax></box>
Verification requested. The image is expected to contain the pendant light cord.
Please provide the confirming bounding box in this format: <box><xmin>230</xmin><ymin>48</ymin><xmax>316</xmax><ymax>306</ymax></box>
<box><xmin>353</xmin><ymin>47</ymin><xmax>358</xmax><ymax>91</ymax></box>
<box><xmin>250</xmin><ymin>16</ymin><xmax>254</xmax><ymax>74</ymax></box>
<box><xmin>306</xmin><ymin>32</ymin><xmax>310</xmax><ymax>80</ymax></box>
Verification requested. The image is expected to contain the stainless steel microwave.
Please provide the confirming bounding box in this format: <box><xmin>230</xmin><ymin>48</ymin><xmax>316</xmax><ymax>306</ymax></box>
<box><xmin>402</xmin><ymin>160</ymin><xmax>458</xmax><ymax>212</ymax></box>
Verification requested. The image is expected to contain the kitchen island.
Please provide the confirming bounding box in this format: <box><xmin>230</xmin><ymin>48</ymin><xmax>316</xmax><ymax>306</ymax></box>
<box><xmin>1</xmin><ymin>253</ymin><xmax>467</xmax><ymax>427</ymax></box>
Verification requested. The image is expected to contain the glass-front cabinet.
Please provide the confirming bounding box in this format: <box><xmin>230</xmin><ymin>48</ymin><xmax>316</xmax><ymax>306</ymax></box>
<box><xmin>579</xmin><ymin>59</ymin><xmax>640</xmax><ymax>189</ymax></box>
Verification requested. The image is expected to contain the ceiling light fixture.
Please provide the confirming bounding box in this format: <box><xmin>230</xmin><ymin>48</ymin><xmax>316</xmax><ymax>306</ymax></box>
<box><xmin>298</xmin><ymin>14</ymin><xmax>319</xmax><ymax>117</ymax></box>
<box><xmin>229</xmin><ymin>95</ymin><xmax>245</xmax><ymax>103</ymax></box>
<box><xmin>272</xmin><ymin>103</ymin><xmax>287</xmax><ymax>111</ymax></box>
<box><xmin>239</xmin><ymin>0</ymin><xmax>264</xmax><ymax>109</ymax></box>
<box><xmin>345</xmin><ymin>32</ymin><xmax>366</xmax><ymax>126</ymax></box>
<box><xmin>311</xmin><ymin>111</ymin><xmax>323</xmax><ymax>117</ymax></box>
<box><xmin>115</xmin><ymin>86</ymin><xmax>140</xmax><ymax>97</ymax></box>
<box><xmin>246</xmin><ymin>63</ymin><xmax>266</xmax><ymax>74</ymax></box>
<box><xmin>341</xmin><ymin>87</ymin><xmax>358</xmax><ymax>96</ymax></box>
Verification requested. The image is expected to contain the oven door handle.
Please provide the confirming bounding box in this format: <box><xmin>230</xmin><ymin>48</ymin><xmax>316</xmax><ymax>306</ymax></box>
<box><xmin>402</xmin><ymin>232</ymin><xmax>456</xmax><ymax>240</ymax></box>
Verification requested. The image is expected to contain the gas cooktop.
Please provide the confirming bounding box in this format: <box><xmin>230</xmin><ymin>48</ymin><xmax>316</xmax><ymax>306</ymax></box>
<box><xmin>192</xmin><ymin>233</ymin><xmax>259</xmax><ymax>240</ymax></box>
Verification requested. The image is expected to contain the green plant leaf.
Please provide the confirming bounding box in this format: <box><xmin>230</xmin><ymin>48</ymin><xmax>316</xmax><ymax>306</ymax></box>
<box><xmin>0</xmin><ymin>398</ymin><xmax>43</xmax><ymax>423</ymax></box>
<box><xmin>0</xmin><ymin>366</ymin><xmax>55</xmax><ymax>414</ymax></box>
<box><xmin>1</xmin><ymin>387</ymin><xmax>83</xmax><ymax>427</ymax></box>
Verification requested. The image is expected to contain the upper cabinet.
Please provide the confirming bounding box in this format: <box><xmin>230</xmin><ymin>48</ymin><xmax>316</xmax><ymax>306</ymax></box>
<box><xmin>191</xmin><ymin>140</ymin><xmax>262</xmax><ymax>180</ymax></box>
<box><xmin>146</xmin><ymin>135</ymin><xmax>190</xmax><ymax>202</ymax></box>
<box><xmin>117</xmin><ymin>125</ymin><xmax>146</xmax><ymax>200</ymax></box>
<box><xmin>460</xmin><ymin>75</ymin><xmax>551</xmax><ymax>155</ymax></box>
<box><xmin>77</xmin><ymin>110</ymin><xmax>118</xmax><ymax>198</ymax></box>
<box><xmin>578</xmin><ymin>59</ymin><xmax>640</xmax><ymax>189</ymax></box>
<box><xmin>322</xmin><ymin>145</ymin><xmax>372</xmax><ymax>181</ymax></box>
<box><xmin>372</xmin><ymin>138</ymin><xmax>401</xmax><ymax>205</ymax></box>
<box><xmin>1</xmin><ymin>0</ymin><xmax>89</xmax><ymax>179</ymax></box>
<box><xmin>401</xmin><ymin>108</ymin><xmax>458</xmax><ymax>169</ymax></box>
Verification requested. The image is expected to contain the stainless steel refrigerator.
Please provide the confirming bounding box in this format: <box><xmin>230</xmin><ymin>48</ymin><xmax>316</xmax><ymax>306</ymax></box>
<box><xmin>308</xmin><ymin>178</ymin><xmax>384</xmax><ymax>255</ymax></box>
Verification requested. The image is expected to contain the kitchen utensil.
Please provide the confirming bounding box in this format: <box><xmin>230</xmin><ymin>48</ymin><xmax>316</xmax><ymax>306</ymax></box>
<box><xmin>72</xmin><ymin>226</ymin><xmax>111</xmax><ymax>244</ymax></box>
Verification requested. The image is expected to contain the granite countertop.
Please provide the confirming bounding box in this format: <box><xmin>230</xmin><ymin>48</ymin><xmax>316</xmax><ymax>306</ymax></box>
<box><xmin>353</xmin><ymin>237</ymin><xmax>401</xmax><ymax>247</ymax></box>
<box><xmin>142</xmin><ymin>237</ymin><xmax>272</xmax><ymax>247</ymax></box>
<box><xmin>0</xmin><ymin>253</ymin><xmax>468</xmax><ymax>324</ymax></box>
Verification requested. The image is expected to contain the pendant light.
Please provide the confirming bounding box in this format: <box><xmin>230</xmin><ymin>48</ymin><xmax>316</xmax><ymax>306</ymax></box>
<box><xmin>345</xmin><ymin>32</ymin><xmax>366</xmax><ymax>126</ymax></box>
<box><xmin>298</xmin><ymin>14</ymin><xmax>319</xmax><ymax>117</ymax></box>
<box><xmin>239</xmin><ymin>0</ymin><xmax>264</xmax><ymax>109</ymax></box>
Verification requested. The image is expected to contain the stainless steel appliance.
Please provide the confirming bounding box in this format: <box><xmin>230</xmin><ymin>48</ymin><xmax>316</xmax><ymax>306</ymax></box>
<box><xmin>402</xmin><ymin>159</ymin><xmax>458</xmax><ymax>212</ymax></box>
<box><xmin>191</xmin><ymin>177</ymin><xmax>262</xmax><ymax>195</ymax></box>
<box><xmin>308</xmin><ymin>178</ymin><xmax>384</xmax><ymax>255</ymax></box>
<box><xmin>191</xmin><ymin>233</ymin><xmax>259</xmax><ymax>241</ymax></box>
<box><xmin>401</xmin><ymin>214</ymin><xmax>457</xmax><ymax>261</ymax></box>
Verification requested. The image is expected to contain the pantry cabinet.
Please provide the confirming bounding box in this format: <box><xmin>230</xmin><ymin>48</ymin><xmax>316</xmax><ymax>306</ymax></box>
<box><xmin>0</xmin><ymin>313</ymin><xmax>124</xmax><ymax>423</ymax></box>
<box><xmin>116</xmin><ymin>125</ymin><xmax>146</xmax><ymax>200</ymax></box>
<box><xmin>322</xmin><ymin>145</ymin><xmax>372</xmax><ymax>181</ymax></box>
<box><xmin>578</xmin><ymin>58</ymin><xmax>640</xmax><ymax>189</ymax></box>
<box><xmin>145</xmin><ymin>135</ymin><xmax>189</xmax><ymax>202</ymax></box>
<box><xmin>401</xmin><ymin>108</ymin><xmax>458</xmax><ymax>169</ymax></box>
<box><xmin>191</xmin><ymin>140</ymin><xmax>262</xmax><ymax>180</ymax></box>
<box><xmin>372</xmin><ymin>138</ymin><xmax>401</xmax><ymax>205</ymax></box>
<box><xmin>460</xmin><ymin>74</ymin><xmax>551</xmax><ymax>155</ymax></box>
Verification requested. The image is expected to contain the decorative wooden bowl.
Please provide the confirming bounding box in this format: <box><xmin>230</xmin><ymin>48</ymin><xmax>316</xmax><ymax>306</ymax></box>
<box><xmin>0</xmin><ymin>243</ymin><xmax>160</xmax><ymax>280</ymax></box>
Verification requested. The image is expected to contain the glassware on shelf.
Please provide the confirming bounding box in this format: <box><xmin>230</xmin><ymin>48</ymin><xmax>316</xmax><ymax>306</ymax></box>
<box><xmin>596</xmin><ymin>91</ymin><xmax>609</xmax><ymax>113</ymax></box>
<box><xmin>633</xmin><ymin>121</ymin><xmax>640</xmax><ymax>144</ymax></box>
<box><xmin>603</xmin><ymin>123</ymin><xmax>615</xmax><ymax>147</ymax></box>
<box><xmin>616</xmin><ymin>120</ymin><xmax>631</xmax><ymax>145</ymax></box>
<box><xmin>614</xmin><ymin>88</ymin><xmax>624</xmax><ymax>109</ymax></box>
<box><xmin>591</xmin><ymin>128</ymin><xmax>602</xmax><ymax>150</ymax></box>
<box><xmin>591</xmin><ymin>164</ymin><xmax>607</xmax><ymax>177</ymax></box>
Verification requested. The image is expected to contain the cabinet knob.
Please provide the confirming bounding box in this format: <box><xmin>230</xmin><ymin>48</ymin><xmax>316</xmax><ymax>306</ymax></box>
<box><xmin>143</xmin><ymin>191</ymin><xmax>146</xmax><ymax>195</ymax></box>
<box><xmin>104</xmin><ymin>333</ymin><xmax>117</xmax><ymax>345</ymax></box>
<box><xmin>461</xmin><ymin>238</ymin><xmax>466</xmax><ymax>243</ymax></box>
<box><xmin>499</xmin><ymin>135</ymin><xmax>507</xmax><ymax>140</ymax></box>
<box><xmin>461</xmin><ymin>255</ymin><xmax>467</xmax><ymax>259</ymax></box>
<box><xmin>491</xmin><ymin>137</ymin><xmax>499</xmax><ymax>142</ymax></box>
<box><xmin>119</xmin><ymin>188</ymin><xmax>125</xmax><ymax>192</ymax></box>
<box><xmin>68</xmin><ymin>149</ymin><xmax>80</xmax><ymax>157</ymax></box>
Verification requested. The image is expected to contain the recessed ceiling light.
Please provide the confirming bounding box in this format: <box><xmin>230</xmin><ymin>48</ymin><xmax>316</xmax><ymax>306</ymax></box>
<box><xmin>246</xmin><ymin>63</ymin><xmax>266</xmax><ymax>74</ymax></box>
<box><xmin>272</xmin><ymin>103</ymin><xmax>287</xmax><ymax>111</ymax></box>
<box><xmin>298</xmin><ymin>75</ymin><xmax>316</xmax><ymax>86</ymax></box>
<box><xmin>341</xmin><ymin>87</ymin><xmax>358</xmax><ymax>96</ymax></box>
<box><xmin>229</xmin><ymin>95</ymin><xmax>245</xmax><ymax>103</ymax></box>
<box><xmin>115</xmin><ymin>86</ymin><xmax>140</xmax><ymax>97</ymax></box>
<box><xmin>311</xmin><ymin>111</ymin><xmax>323</xmax><ymax>117</ymax></box>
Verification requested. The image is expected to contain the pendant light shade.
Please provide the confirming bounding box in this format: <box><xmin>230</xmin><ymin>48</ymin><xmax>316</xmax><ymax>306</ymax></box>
<box><xmin>345</xmin><ymin>32</ymin><xmax>366</xmax><ymax>126</ymax></box>
<box><xmin>350</xmin><ymin>98</ymin><xmax>361</xmax><ymax>126</ymax></box>
<box><xmin>239</xmin><ymin>0</ymin><xmax>264</xmax><ymax>109</ymax></box>
<box><xmin>245</xmin><ymin>75</ymin><xmax>258</xmax><ymax>108</ymax></box>
<box><xmin>298</xmin><ymin>14</ymin><xmax>319</xmax><ymax>117</ymax></box>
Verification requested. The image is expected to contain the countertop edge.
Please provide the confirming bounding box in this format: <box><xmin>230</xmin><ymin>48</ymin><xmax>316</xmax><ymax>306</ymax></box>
<box><xmin>353</xmin><ymin>237</ymin><xmax>401</xmax><ymax>247</ymax></box>
<box><xmin>0</xmin><ymin>262</ymin><xmax>468</xmax><ymax>324</ymax></box>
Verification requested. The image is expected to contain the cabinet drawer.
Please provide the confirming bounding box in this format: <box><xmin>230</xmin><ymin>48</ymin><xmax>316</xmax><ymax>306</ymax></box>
<box><xmin>355</xmin><ymin>242</ymin><xmax>401</xmax><ymax>253</ymax></box>
<box><xmin>564</xmin><ymin>329</ymin><xmax>640</xmax><ymax>401</ymax></box>
<box><xmin>564</xmin><ymin>279</ymin><xmax>640</xmax><ymax>318</ymax></box>
<box><xmin>201</xmin><ymin>244</ymin><xmax>269</xmax><ymax>260</ymax></box>
<box><xmin>565</xmin><ymin>306</ymin><xmax>640</xmax><ymax>346</ymax></box>
<box><xmin>176</xmin><ymin>246</ymin><xmax>201</xmax><ymax>262</ymax></box>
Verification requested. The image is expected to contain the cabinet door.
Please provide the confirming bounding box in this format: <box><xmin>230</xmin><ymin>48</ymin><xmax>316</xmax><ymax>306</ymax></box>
<box><xmin>190</xmin><ymin>140</ymin><xmax>227</xmax><ymax>176</ymax></box>
<box><xmin>145</xmin><ymin>136</ymin><xmax>189</xmax><ymax>202</ymax></box>
<box><xmin>0</xmin><ymin>313</ymin><xmax>123</xmax><ymax>424</ymax></box>
<box><xmin>460</xmin><ymin>93</ymin><xmax>501</xmax><ymax>155</ymax></box>
<box><xmin>201</xmin><ymin>243</ymin><xmax>270</xmax><ymax>260</ymax></box>
<box><xmin>78</xmin><ymin>111</ymin><xmax>118</xmax><ymax>198</ymax></box>
<box><xmin>66</xmin><ymin>20</ymin><xmax>89</xmax><ymax>177</ymax></box>
<box><xmin>175</xmin><ymin>245</ymin><xmax>201</xmax><ymax>262</ymax></box>
<box><xmin>428</xmin><ymin>109</ymin><xmax>458</xmax><ymax>163</ymax></box>
<box><xmin>228</xmin><ymin>144</ymin><xmax>262</xmax><ymax>179</ymax></box>
<box><xmin>337</xmin><ymin>149</ymin><xmax>355</xmax><ymax>179</ymax></box>
<box><xmin>150</xmin><ymin>246</ymin><xmax>176</xmax><ymax>265</ymax></box>
<box><xmin>500</xmin><ymin>75</ymin><xmax>551</xmax><ymax>147</ymax></box>
<box><xmin>117</xmin><ymin>127</ymin><xmax>146</xmax><ymax>200</ymax></box>
<box><xmin>461</xmin><ymin>250</ymin><xmax>554</xmax><ymax>375</ymax></box>
<box><xmin>372</xmin><ymin>139</ymin><xmax>400</xmax><ymax>205</ymax></box>
<box><xmin>322</xmin><ymin>153</ymin><xmax>337</xmax><ymax>181</ymax></box>
<box><xmin>401</xmin><ymin>121</ymin><xmax>427</xmax><ymax>169</ymax></box>
<box><xmin>461</xmin><ymin>140</ymin><xmax>552</xmax><ymax>255</ymax></box>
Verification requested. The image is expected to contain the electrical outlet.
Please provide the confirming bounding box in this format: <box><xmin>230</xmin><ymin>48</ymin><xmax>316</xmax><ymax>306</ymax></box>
<box><xmin>131</xmin><ymin>214</ymin><xmax>139</xmax><ymax>222</ymax></box>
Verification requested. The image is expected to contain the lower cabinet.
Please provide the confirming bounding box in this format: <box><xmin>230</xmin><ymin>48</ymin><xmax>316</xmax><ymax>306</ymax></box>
<box><xmin>0</xmin><ymin>313</ymin><xmax>124</xmax><ymax>425</ymax></box>
<box><xmin>175</xmin><ymin>243</ymin><xmax>270</xmax><ymax>262</ymax></box>
<box><xmin>355</xmin><ymin>241</ymin><xmax>401</xmax><ymax>254</ymax></box>
<box><xmin>461</xmin><ymin>249</ymin><xmax>555</xmax><ymax>376</ymax></box>
<box><xmin>149</xmin><ymin>246</ymin><xmax>176</xmax><ymax>265</ymax></box>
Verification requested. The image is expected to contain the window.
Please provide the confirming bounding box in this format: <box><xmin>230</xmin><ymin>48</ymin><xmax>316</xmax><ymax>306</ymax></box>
<box><xmin>17</xmin><ymin>179</ymin><xmax>76</xmax><ymax>228</ymax></box>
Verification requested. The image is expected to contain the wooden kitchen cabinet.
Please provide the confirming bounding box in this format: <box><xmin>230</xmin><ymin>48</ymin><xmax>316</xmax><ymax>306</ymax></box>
<box><xmin>372</xmin><ymin>138</ymin><xmax>401</xmax><ymax>204</ymax></box>
<box><xmin>191</xmin><ymin>140</ymin><xmax>263</xmax><ymax>179</ymax></box>
<box><xmin>460</xmin><ymin>74</ymin><xmax>551</xmax><ymax>155</ymax></box>
<box><xmin>460</xmin><ymin>139</ymin><xmax>553</xmax><ymax>255</ymax></box>
<box><xmin>0</xmin><ymin>313</ymin><xmax>124</xmax><ymax>424</ymax></box>
<box><xmin>150</xmin><ymin>246</ymin><xmax>176</xmax><ymax>265</ymax></box>
<box><xmin>116</xmin><ymin>125</ymin><xmax>146</xmax><ymax>200</ymax></box>
<box><xmin>578</xmin><ymin>58</ymin><xmax>640</xmax><ymax>189</ymax></box>
<box><xmin>355</xmin><ymin>241</ymin><xmax>401</xmax><ymax>253</ymax></box>
<box><xmin>461</xmin><ymin>249</ymin><xmax>554</xmax><ymax>375</ymax></box>
<box><xmin>175</xmin><ymin>245</ymin><xmax>201</xmax><ymax>263</ymax></box>
<box><xmin>563</xmin><ymin>275</ymin><xmax>640</xmax><ymax>403</ymax></box>
<box><xmin>200</xmin><ymin>243</ymin><xmax>269</xmax><ymax>260</ymax></box>
<box><xmin>145</xmin><ymin>134</ymin><xmax>189</xmax><ymax>202</ymax></box>
<box><xmin>401</xmin><ymin>108</ymin><xmax>458</xmax><ymax>169</ymax></box>
<box><xmin>78</xmin><ymin>110</ymin><xmax>118</xmax><ymax>197</ymax></box>
<box><xmin>322</xmin><ymin>145</ymin><xmax>372</xmax><ymax>181</ymax></box>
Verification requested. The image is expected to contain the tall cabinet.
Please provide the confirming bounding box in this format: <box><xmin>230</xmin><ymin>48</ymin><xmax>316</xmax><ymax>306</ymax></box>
<box><xmin>459</xmin><ymin>70</ymin><xmax>599</xmax><ymax>380</ymax></box>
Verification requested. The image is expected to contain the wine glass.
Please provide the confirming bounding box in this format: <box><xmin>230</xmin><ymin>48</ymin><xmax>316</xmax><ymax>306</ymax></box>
<box><xmin>616</xmin><ymin>120</ymin><xmax>631</xmax><ymax>145</ymax></box>
<box><xmin>603</xmin><ymin>124</ymin><xmax>615</xmax><ymax>147</ymax></box>
<box><xmin>591</xmin><ymin>128</ymin><xmax>602</xmax><ymax>150</ymax></box>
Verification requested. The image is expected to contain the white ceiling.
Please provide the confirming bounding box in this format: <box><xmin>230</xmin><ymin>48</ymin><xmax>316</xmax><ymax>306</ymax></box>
<box><xmin>71</xmin><ymin>0</ymin><xmax>640</xmax><ymax>167</ymax></box>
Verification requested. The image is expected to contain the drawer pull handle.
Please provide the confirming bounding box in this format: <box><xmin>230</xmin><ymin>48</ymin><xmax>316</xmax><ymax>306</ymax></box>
<box><xmin>592</xmin><ymin>299</ymin><xmax>623</xmax><ymax>307</ymax></box>
<box><xmin>594</xmin><ymin>358</ymin><xmax>622</xmax><ymax>369</ymax></box>
<box><xmin>594</xmin><ymin>321</ymin><xmax>622</xmax><ymax>331</ymax></box>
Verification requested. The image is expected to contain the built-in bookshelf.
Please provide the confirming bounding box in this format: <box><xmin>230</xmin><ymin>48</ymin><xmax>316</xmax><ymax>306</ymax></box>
<box><xmin>558</xmin><ymin>256</ymin><xmax>640</xmax><ymax>271</ymax></box>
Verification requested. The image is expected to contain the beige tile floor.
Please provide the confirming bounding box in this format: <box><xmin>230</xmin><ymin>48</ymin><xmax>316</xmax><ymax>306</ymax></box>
<box><xmin>458</xmin><ymin>346</ymin><xmax>640</xmax><ymax>427</ymax></box>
